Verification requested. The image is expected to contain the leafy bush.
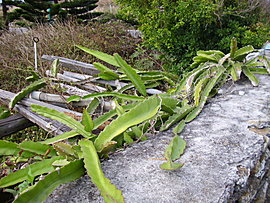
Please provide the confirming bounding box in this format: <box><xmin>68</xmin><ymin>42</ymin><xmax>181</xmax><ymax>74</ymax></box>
<box><xmin>116</xmin><ymin>0</ymin><xmax>270</xmax><ymax>73</ymax></box>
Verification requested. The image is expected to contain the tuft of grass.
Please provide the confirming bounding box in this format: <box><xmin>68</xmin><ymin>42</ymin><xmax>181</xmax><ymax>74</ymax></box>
<box><xmin>0</xmin><ymin>20</ymin><xmax>141</xmax><ymax>92</ymax></box>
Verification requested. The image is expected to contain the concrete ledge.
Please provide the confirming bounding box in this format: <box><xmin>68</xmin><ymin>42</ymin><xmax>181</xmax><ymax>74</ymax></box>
<box><xmin>46</xmin><ymin>75</ymin><xmax>270</xmax><ymax>203</ymax></box>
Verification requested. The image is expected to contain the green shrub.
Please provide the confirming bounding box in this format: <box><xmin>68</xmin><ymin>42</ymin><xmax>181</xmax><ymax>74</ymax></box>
<box><xmin>116</xmin><ymin>0</ymin><xmax>270</xmax><ymax>73</ymax></box>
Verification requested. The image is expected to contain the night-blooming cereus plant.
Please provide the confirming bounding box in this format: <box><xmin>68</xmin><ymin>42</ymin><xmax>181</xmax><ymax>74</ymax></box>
<box><xmin>1</xmin><ymin>38</ymin><xmax>269</xmax><ymax>202</ymax></box>
<box><xmin>159</xmin><ymin>38</ymin><xmax>270</xmax><ymax>138</ymax></box>
<box><xmin>0</xmin><ymin>96</ymin><xmax>162</xmax><ymax>202</ymax></box>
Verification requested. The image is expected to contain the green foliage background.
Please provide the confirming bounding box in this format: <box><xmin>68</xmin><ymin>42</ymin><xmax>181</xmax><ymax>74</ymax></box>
<box><xmin>5</xmin><ymin>0</ymin><xmax>101</xmax><ymax>25</ymax></box>
<box><xmin>116</xmin><ymin>0</ymin><xmax>270</xmax><ymax>73</ymax></box>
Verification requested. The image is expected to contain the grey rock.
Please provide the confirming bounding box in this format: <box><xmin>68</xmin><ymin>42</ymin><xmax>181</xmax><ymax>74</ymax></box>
<box><xmin>45</xmin><ymin>75</ymin><xmax>270</xmax><ymax>203</ymax></box>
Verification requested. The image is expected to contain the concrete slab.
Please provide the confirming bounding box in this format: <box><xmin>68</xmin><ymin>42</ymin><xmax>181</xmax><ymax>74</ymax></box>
<box><xmin>45</xmin><ymin>75</ymin><xmax>270</xmax><ymax>203</ymax></box>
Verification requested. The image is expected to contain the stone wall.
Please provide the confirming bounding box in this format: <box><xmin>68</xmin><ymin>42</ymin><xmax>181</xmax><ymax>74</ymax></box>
<box><xmin>45</xmin><ymin>75</ymin><xmax>270</xmax><ymax>203</ymax></box>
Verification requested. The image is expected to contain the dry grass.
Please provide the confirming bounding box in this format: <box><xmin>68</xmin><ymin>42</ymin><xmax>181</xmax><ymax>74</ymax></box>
<box><xmin>0</xmin><ymin>20</ymin><xmax>141</xmax><ymax>92</ymax></box>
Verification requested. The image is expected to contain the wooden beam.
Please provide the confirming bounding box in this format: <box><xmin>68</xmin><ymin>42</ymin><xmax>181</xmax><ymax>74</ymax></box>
<box><xmin>63</xmin><ymin>71</ymin><xmax>164</xmax><ymax>95</ymax></box>
<box><xmin>0</xmin><ymin>114</ymin><xmax>35</xmax><ymax>137</ymax></box>
<box><xmin>0</xmin><ymin>89</ymin><xmax>82</xmax><ymax>118</ymax></box>
<box><xmin>42</xmin><ymin>55</ymin><xmax>100</xmax><ymax>76</ymax></box>
<box><xmin>1</xmin><ymin>98</ymin><xmax>70</xmax><ymax>136</ymax></box>
<box><xmin>45</xmin><ymin>70</ymin><xmax>106</xmax><ymax>93</ymax></box>
<box><xmin>0</xmin><ymin>89</ymin><xmax>83</xmax><ymax>136</ymax></box>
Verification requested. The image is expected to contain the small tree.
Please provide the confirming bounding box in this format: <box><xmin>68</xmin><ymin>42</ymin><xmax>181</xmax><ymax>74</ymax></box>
<box><xmin>6</xmin><ymin>0</ymin><xmax>53</xmax><ymax>25</ymax></box>
<box><xmin>60</xmin><ymin>0</ymin><xmax>102</xmax><ymax>21</ymax></box>
<box><xmin>5</xmin><ymin>0</ymin><xmax>101</xmax><ymax>25</ymax></box>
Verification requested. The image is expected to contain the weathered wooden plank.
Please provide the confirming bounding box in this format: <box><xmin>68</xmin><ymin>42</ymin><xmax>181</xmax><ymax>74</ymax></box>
<box><xmin>50</xmin><ymin>83</ymin><xmax>91</xmax><ymax>97</ymax></box>
<box><xmin>63</xmin><ymin>71</ymin><xmax>164</xmax><ymax>95</ymax></box>
<box><xmin>46</xmin><ymin>70</ymin><xmax>106</xmax><ymax>93</ymax></box>
<box><xmin>42</xmin><ymin>55</ymin><xmax>100</xmax><ymax>75</ymax></box>
<box><xmin>63</xmin><ymin>71</ymin><xmax>128</xmax><ymax>88</ymax></box>
<box><xmin>0</xmin><ymin>114</ymin><xmax>34</xmax><ymax>137</ymax></box>
<box><xmin>0</xmin><ymin>89</ymin><xmax>83</xmax><ymax>135</ymax></box>
<box><xmin>1</xmin><ymin>98</ymin><xmax>71</xmax><ymax>136</ymax></box>
<box><xmin>14</xmin><ymin>105</ymin><xmax>68</xmax><ymax>136</ymax></box>
<box><xmin>0</xmin><ymin>89</ymin><xmax>82</xmax><ymax>117</ymax></box>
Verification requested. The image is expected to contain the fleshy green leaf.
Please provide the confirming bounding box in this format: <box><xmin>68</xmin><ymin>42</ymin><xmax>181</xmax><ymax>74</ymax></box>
<box><xmin>92</xmin><ymin>103</ymin><xmax>138</xmax><ymax>130</ymax></box>
<box><xmin>114</xmin><ymin>53</ymin><xmax>147</xmax><ymax>96</ymax></box>
<box><xmin>197</xmin><ymin>50</ymin><xmax>225</xmax><ymax>57</ymax></box>
<box><xmin>53</xmin><ymin>142</ymin><xmax>77</xmax><ymax>159</ymax></box>
<box><xmin>229</xmin><ymin>65</ymin><xmax>238</xmax><ymax>81</ymax></box>
<box><xmin>41</xmin><ymin>130</ymin><xmax>80</xmax><ymax>145</ymax></box>
<box><xmin>194</xmin><ymin>76</ymin><xmax>209</xmax><ymax>106</ymax></box>
<box><xmin>249</xmin><ymin>67</ymin><xmax>268</xmax><ymax>75</ymax></box>
<box><xmin>87</xmin><ymin>98</ymin><xmax>100</xmax><ymax>114</ymax></box>
<box><xmin>168</xmin><ymin>136</ymin><xmax>186</xmax><ymax>161</ymax></box>
<box><xmin>185</xmin><ymin>65</ymin><xmax>209</xmax><ymax>94</ymax></box>
<box><xmin>13</xmin><ymin>160</ymin><xmax>85</xmax><ymax>203</ymax></box>
<box><xmin>160</xmin><ymin>136</ymin><xmax>186</xmax><ymax>170</ymax></box>
<box><xmin>82</xmin><ymin>92</ymin><xmax>144</xmax><ymax>101</ymax></box>
<box><xmin>233</xmin><ymin>45</ymin><xmax>254</xmax><ymax>61</ymax></box>
<box><xmin>51</xmin><ymin>59</ymin><xmax>60</xmax><ymax>78</ymax></box>
<box><xmin>52</xmin><ymin>159</ymin><xmax>70</xmax><ymax>167</ymax></box>
<box><xmin>131</xmin><ymin>126</ymin><xmax>143</xmax><ymax>139</ymax></box>
<box><xmin>27</xmin><ymin>166</ymin><xmax>35</xmax><ymax>184</ymax></box>
<box><xmin>19</xmin><ymin>141</ymin><xmax>57</xmax><ymax>157</ymax></box>
<box><xmin>82</xmin><ymin>109</ymin><xmax>94</xmax><ymax>132</ymax></box>
<box><xmin>124</xmin><ymin>133</ymin><xmax>134</xmax><ymax>144</ymax></box>
<box><xmin>67</xmin><ymin>95</ymin><xmax>81</xmax><ymax>103</ymax></box>
<box><xmin>31</xmin><ymin>105</ymin><xmax>92</xmax><ymax>138</ymax></box>
<box><xmin>160</xmin><ymin>162</ymin><xmax>184</xmax><ymax>170</ymax></box>
<box><xmin>98</xmin><ymin>73</ymin><xmax>118</xmax><ymax>80</ymax></box>
<box><xmin>160</xmin><ymin>105</ymin><xmax>193</xmax><ymax>131</ymax></box>
<box><xmin>25</xmin><ymin>71</ymin><xmax>40</xmax><ymax>82</ymax></box>
<box><xmin>0</xmin><ymin>140</ymin><xmax>20</xmax><ymax>155</ymax></box>
<box><xmin>193</xmin><ymin>54</ymin><xmax>219</xmax><ymax>63</ymax></box>
<box><xmin>185</xmin><ymin>106</ymin><xmax>202</xmax><ymax>123</ymax></box>
<box><xmin>160</xmin><ymin>95</ymin><xmax>179</xmax><ymax>109</ymax></box>
<box><xmin>79</xmin><ymin>139</ymin><xmax>124</xmax><ymax>203</ymax></box>
<box><xmin>260</xmin><ymin>56</ymin><xmax>270</xmax><ymax>73</ymax></box>
<box><xmin>242</xmin><ymin>67</ymin><xmax>259</xmax><ymax>86</ymax></box>
<box><xmin>230</xmin><ymin>37</ymin><xmax>237</xmax><ymax>58</ymax></box>
<box><xmin>172</xmin><ymin>120</ymin><xmax>186</xmax><ymax>135</ymax></box>
<box><xmin>94</xmin><ymin>96</ymin><xmax>161</xmax><ymax>152</ymax></box>
<box><xmin>185</xmin><ymin>67</ymin><xmax>225</xmax><ymax>122</ymax></box>
<box><xmin>9</xmin><ymin>78</ymin><xmax>47</xmax><ymax>109</ymax></box>
<box><xmin>0</xmin><ymin>106</ymin><xmax>11</xmax><ymax>119</ymax></box>
<box><xmin>0</xmin><ymin>157</ymin><xmax>62</xmax><ymax>188</ymax></box>
<box><xmin>76</xmin><ymin>45</ymin><xmax>119</xmax><ymax>67</ymax></box>
<box><xmin>94</xmin><ymin>62</ymin><xmax>119</xmax><ymax>80</ymax></box>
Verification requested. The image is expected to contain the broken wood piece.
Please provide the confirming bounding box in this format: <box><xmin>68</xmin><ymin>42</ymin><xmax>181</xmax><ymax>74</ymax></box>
<box><xmin>46</xmin><ymin>70</ymin><xmax>106</xmax><ymax>93</ymax></box>
<box><xmin>1</xmin><ymin>98</ymin><xmax>68</xmax><ymax>136</ymax></box>
<box><xmin>29</xmin><ymin>91</ymin><xmax>115</xmax><ymax>110</ymax></box>
<box><xmin>63</xmin><ymin>71</ymin><xmax>128</xmax><ymax>88</ymax></box>
<box><xmin>43</xmin><ymin>55</ymin><xmax>163</xmax><ymax>94</ymax></box>
<box><xmin>30</xmin><ymin>91</ymin><xmax>66</xmax><ymax>103</ymax></box>
<box><xmin>50</xmin><ymin>83</ymin><xmax>91</xmax><ymax>97</ymax></box>
<box><xmin>63</xmin><ymin>71</ymin><xmax>164</xmax><ymax>95</ymax></box>
<box><xmin>0</xmin><ymin>114</ymin><xmax>35</xmax><ymax>137</ymax></box>
<box><xmin>42</xmin><ymin>55</ymin><xmax>100</xmax><ymax>76</ymax></box>
<box><xmin>0</xmin><ymin>89</ymin><xmax>83</xmax><ymax>135</ymax></box>
<box><xmin>0</xmin><ymin>89</ymin><xmax>82</xmax><ymax>118</ymax></box>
